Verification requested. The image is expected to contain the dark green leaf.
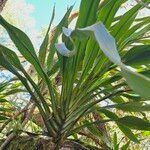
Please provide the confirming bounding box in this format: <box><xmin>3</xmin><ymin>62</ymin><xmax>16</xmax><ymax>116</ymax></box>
<box><xmin>105</xmin><ymin>102</ymin><xmax>150</xmax><ymax>112</ymax></box>
<box><xmin>0</xmin><ymin>115</ymin><xmax>8</xmax><ymax>121</ymax></box>
<box><xmin>123</xmin><ymin>45</ymin><xmax>150</xmax><ymax>66</ymax></box>
<box><xmin>118</xmin><ymin>116</ymin><xmax>150</xmax><ymax>131</ymax></box>
<box><xmin>118</xmin><ymin>124</ymin><xmax>139</xmax><ymax>143</ymax></box>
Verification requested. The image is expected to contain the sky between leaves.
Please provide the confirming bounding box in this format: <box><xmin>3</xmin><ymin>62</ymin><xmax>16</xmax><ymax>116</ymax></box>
<box><xmin>25</xmin><ymin>0</ymin><xmax>80</xmax><ymax>29</ymax></box>
<box><xmin>1</xmin><ymin>0</ymin><xmax>149</xmax><ymax>49</ymax></box>
<box><xmin>1</xmin><ymin>0</ymin><xmax>80</xmax><ymax>49</ymax></box>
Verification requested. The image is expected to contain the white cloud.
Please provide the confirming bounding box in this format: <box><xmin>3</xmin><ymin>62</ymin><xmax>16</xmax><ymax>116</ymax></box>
<box><xmin>1</xmin><ymin>0</ymin><xmax>41</xmax><ymax>50</ymax></box>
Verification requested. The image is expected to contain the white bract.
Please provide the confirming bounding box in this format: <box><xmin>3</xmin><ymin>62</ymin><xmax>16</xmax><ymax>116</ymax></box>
<box><xmin>80</xmin><ymin>22</ymin><xmax>121</xmax><ymax>65</ymax></box>
<box><xmin>55</xmin><ymin>42</ymin><xmax>75</xmax><ymax>57</ymax></box>
<box><xmin>55</xmin><ymin>22</ymin><xmax>150</xmax><ymax>99</ymax></box>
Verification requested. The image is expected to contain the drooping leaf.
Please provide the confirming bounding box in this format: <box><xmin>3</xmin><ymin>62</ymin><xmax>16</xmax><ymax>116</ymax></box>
<box><xmin>58</xmin><ymin>21</ymin><xmax>150</xmax><ymax>101</ymax></box>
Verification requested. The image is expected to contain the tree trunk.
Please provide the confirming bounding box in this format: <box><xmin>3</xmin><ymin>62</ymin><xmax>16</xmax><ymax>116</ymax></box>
<box><xmin>0</xmin><ymin>0</ymin><xmax>7</xmax><ymax>13</ymax></box>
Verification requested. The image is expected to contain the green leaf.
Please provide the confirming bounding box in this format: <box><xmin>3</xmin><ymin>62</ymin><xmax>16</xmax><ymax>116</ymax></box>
<box><xmin>47</xmin><ymin>6</ymin><xmax>73</xmax><ymax>69</ymax></box>
<box><xmin>118</xmin><ymin>116</ymin><xmax>150</xmax><ymax>131</ymax></box>
<box><xmin>113</xmin><ymin>132</ymin><xmax>119</xmax><ymax>150</ymax></box>
<box><xmin>83</xmin><ymin>120</ymin><xmax>111</xmax><ymax>147</ymax></box>
<box><xmin>119</xmin><ymin>17</ymin><xmax>150</xmax><ymax>46</ymax></box>
<box><xmin>39</xmin><ymin>6</ymin><xmax>55</xmax><ymax>67</ymax></box>
<box><xmin>97</xmin><ymin>0</ymin><xmax>127</xmax><ymax>28</ymax></box>
<box><xmin>0</xmin><ymin>15</ymin><xmax>36</xmax><ymax>62</ymax></box>
<box><xmin>0</xmin><ymin>44</ymin><xmax>23</xmax><ymax>70</ymax></box>
<box><xmin>76</xmin><ymin>0</ymin><xmax>100</xmax><ymax>28</ymax></box>
<box><xmin>122</xmin><ymin>92</ymin><xmax>142</xmax><ymax>101</ymax></box>
<box><xmin>0</xmin><ymin>107</ymin><xmax>12</xmax><ymax>112</ymax></box>
<box><xmin>83</xmin><ymin>120</ymin><xmax>103</xmax><ymax>138</ymax></box>
<box><xmin>68</xmin><ymin>119</ymin><xmax>111</xmax><ymax>136</ymax></box>
<box><xmin>110</xmin><ymin>1</ymin><xmax>148</xmax><ymax>38</ymax></box>
<box><xmin>123</xmin><ymin>45</ymin><xmax>150</xmax><ymax>66</ymax></box>
<box><xmin>0</xmin><ymin>15</ymin><xmax>46</xmax><ymax>80</ymax></box>
<box><xmin>117</xmin><ymin>124</ymin><xmax>139</xmax><ymax>143</ymax></box>
<box><xmin>121</xmin><ymin>141</ymin><xmax>130</xmax><ymax>150</ymax></box>
<box><xmin>0</xmin><ymin>52</ymin><xmax>25</xmax><ymax>82</ymax></box>
<box><xmin>140</xmin><ymin>70</ymin><xmax>150</xmax><ymax>78</ymax></box>
<box><xmin>0</xmin><ymin>115</ymin><xmax>8</xmax><ymax>121</ymax></box>
<box><xmin>121</xmin><ymin>65</ymin><xmax>150</xmax><ymax>100</ymax></box>
<box><xmin>2</xmin><ymin>89</ymin><xmax>27</xmax><ymax>97</ymax></box>
<box><xmin>105</xmin><ymin>102</ymin><xmax>150</xmax><ymax>112</ymax></box>
<box><xmin>98</xmin><ymin>109</ymin><xmax>139</xmax><ymax>143</ymax></box>
<box><xmin>121</xmin><ymin>24</ymin><xmax>150</xmax><ymax>49</ymax></box>
<box><xmin>0</xmin><ymin>99</ymin><xmax>8</xmax><ymax>103</ymax></box>
<box><xmin>99</xmin><ymin>109</ymin><xmax>118</xmax><ymax>120</ymax></box>
<box><xmin>0</xmin><ymin>81</ymin><xmax>10</xmax><ymax>92</ymax></box>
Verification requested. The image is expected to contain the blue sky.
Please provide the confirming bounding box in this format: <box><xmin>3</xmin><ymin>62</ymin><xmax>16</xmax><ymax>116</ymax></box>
<box><xmin>26</xmin><ymin>0</ymin><xmax>80</xmax><ymax>29</ymax></box>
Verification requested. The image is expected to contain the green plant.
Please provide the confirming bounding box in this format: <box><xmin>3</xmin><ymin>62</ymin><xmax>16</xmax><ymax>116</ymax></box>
<box><xmin>0</xmin><ymin>0</ymin><xmax>150</xmax><ymax>149</ymax></box>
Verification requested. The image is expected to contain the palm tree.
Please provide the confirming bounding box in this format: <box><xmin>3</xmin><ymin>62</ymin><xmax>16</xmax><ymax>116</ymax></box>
<box><xmin>0</xmin><ymin>0</ymin><xmax>150</xmax><ymax>149</ymax></box>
